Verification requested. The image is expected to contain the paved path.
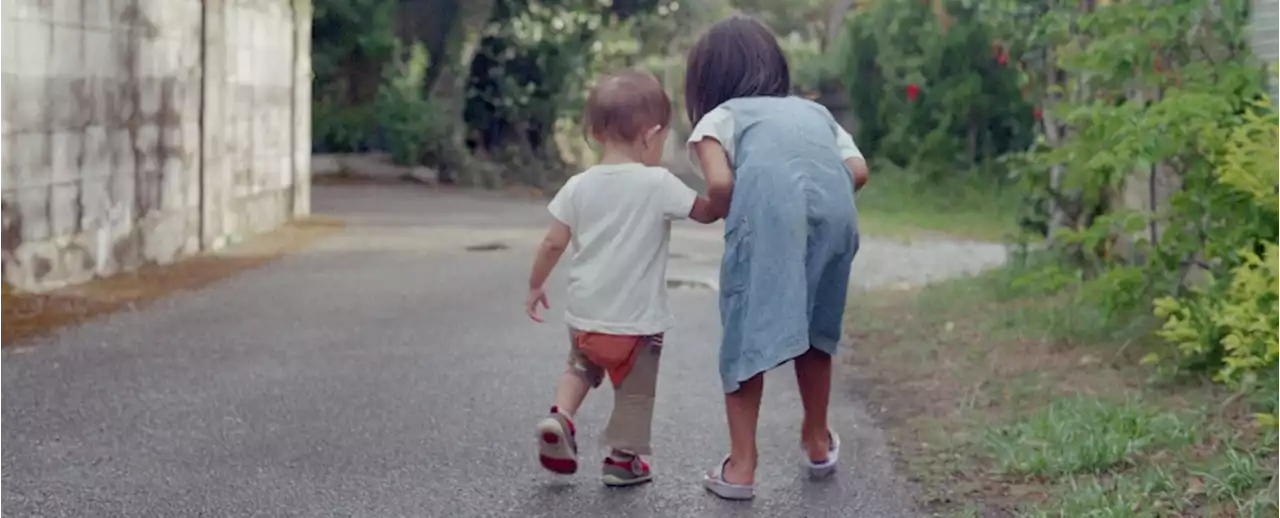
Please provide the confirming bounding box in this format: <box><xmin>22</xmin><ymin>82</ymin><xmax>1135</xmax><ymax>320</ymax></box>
<box><xmin>2</xmin><ymin>185</ymin><xmax>1006</xmax><ymax>517</ymax></box>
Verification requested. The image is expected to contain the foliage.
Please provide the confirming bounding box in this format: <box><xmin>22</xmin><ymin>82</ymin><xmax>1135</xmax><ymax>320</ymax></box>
<box><xmin>462</xmin><ymin>0</ymin><xmax>664</xmax><ymax>163</ymax></box>
<box><xmin>733</xmin><ymin>0</ymin><xmax>830</xmax><ymax>41</ymax></box>
<box><xmin>310</xmin><ymin>0</ymin><xmax>855</xmax><ymax>184</ymax></box>
<box><xmin>374</xmin><ymin>44</ymin><xmax>458</xmax><ymax>168</ymax></box>
<box><xmin>781</xmin><ymin>30</ymin><xmax>842</xmax><ymax>95</ymax></box>
<box><xmin>311</xmin><ymin>0</ymin><xmax>400</xmax><ymax>152</ymax></box>
<box><xmin>997</xmin><ymin>0</ymin><xmax>1276</xmax><ymax>395</ymax></box>
<box><xmin>1150</xmin><ymin>102</ymin><xmax>1279</xmax><ymax>391</ymax></box>
<box><xmin>839</xmin><ymin>0</ymin><xmax>1034</xmax><ymax>180</ymax></box>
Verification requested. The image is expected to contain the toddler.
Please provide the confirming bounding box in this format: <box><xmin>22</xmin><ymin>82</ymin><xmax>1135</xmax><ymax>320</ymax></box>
<box><xmin>524</xmin><ymin>70</ymin><xmax>719</xmax><ymax>487</ymax></box>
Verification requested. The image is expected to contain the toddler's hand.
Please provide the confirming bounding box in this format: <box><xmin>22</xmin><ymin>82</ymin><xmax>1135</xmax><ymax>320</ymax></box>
<box><xmin>526</xmin><ymin>288</ymin><xmax>550</xmax><ymax>322</ymax></box>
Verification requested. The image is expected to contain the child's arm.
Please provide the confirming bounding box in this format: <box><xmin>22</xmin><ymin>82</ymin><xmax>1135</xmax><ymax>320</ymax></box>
<box><xmin>835</xmin><ymin>125</ymin><xmax>869</xmax><ymax>191</ymax></box>
<box><xmin>658</xmin><ymin>169</ymin><xmax>718</xmax><ymax>224</ymax></box>
<box><xmin>846</xmin><ymin>157</ymin><xmax>869</xmax><ymax>192</ymax></box>
<box><xmin>529</xmin><ymin>178</ymin><xmax>578</xmax><ymax>323</ymax></box>
<box><xmin>526</xmin><ymin>221</ymin><xmax>571</xmax><ymax>323</ymax></box>
<box><xmin>692</xmin><ymin>139</ymin><xmax>735</xmax><ymax>219</ymax></box>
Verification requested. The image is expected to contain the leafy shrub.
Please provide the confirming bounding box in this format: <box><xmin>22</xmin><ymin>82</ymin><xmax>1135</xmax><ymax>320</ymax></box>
<box><xmin>312</xmin><ymin>103</ymin><xmax>377</xmax><ymax>153</ymax></box>
<box><xmin>986</xmin><ymin>0</ymin><xmax>1275</xmax><ymax>406</ymax></box>
<box><xmin>838</xmin><ymin>0</ymin><xmax>1033</xmax><ymax>181</ymax></box>
<box><xmin>311</xmin><ymin>0</ymin><xmax>399</xmax><ymax>153</ymax></box>
<box><xmin>374</xmin><ymin>43</ymin><xmax>458</xmax><ymax>168</ymax></box>
<box><xmin>1150</xmin><ymin>102</ymin><xmax>1279</xmax><ymax>392</ymax></box>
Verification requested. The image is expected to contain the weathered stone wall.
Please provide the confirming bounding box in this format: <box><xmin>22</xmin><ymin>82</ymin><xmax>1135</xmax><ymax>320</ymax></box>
<box><xmin>1251</xmin><ymin>0</ymin><xmax>1278</xmax><ymax>98</ymax></box>
<box><xmin>1</xmin><ymin>0</ymin><xmax>311</xmax><ymax>291</ymax></box>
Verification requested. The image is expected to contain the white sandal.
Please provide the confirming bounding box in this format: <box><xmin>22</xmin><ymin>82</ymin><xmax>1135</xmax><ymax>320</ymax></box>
<box><xmin>801</xmin><ymin>429</ymin><xmax>840</xmax><ymax>479</ymax></box>
<box><xmin>703</xmin><ymin>456</ymin><xmax>755</xmax><ymax>500</ymax></box>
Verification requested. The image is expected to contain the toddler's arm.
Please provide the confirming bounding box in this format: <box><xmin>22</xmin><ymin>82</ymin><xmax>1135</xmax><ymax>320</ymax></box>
<box><xmin>657</xmin><ymin>169</ymin><xmax>719</xmax><ymax>224</ymax></box>
<box><xmin>526</xmin><ymin>221</ymin><xmax>571</xmax><ymax>322</ymax></box>
<box><xmin>688</xmin><ymin>197</ymin><xmax>719</xmax><ymax>224</ymax></box>
<box><xmin>529</xmin><ymin>178</ymin><xmax>577</xmax><ymax>323</ymax></box>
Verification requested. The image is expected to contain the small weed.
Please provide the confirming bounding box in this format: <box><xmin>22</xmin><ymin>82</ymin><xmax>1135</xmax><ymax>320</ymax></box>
<box><xmin>1022</xmin><ymin>467</ymin><xmax>1185</xmax><ymax>518</ymax></box>
<box><xmin>1239</xmin><ymin>496</ymin><xmax>1280</xmax><ymax>516</ymax></box>
<box><xmin>1260</xmin><ymin>427</ymin><xmax>1279</xmax><ymax>453</ymax></box>
<box><xmin>984</xmin><ymin>397</ymin><xmax>1200</xmax><ymax>479</ymax></box>
<box><xmin>1245</xmin><ymin>369</ymin><xmax>1279</xmax><ymax>417</ymax></box>
<box><xmin>1195</xmin><ymin>446</ymin><xmax>1272</xmax><ymax>507</ymax></box>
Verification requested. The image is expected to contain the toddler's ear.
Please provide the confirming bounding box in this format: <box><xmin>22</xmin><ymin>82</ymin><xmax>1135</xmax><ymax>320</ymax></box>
<box><xmin>643</xmin><ymin>125</ymin><xmax>666</xmax><ymax>146</ymax></box>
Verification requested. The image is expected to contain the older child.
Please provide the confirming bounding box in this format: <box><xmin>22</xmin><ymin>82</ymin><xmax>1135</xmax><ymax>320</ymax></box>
<box><xmin>525</xmin><ymin>71</ymin><xmax>719</xmax><ymax>487</ymax></box>
<box><xmin>684</xmin><ymin>16</ymin><xmax>870</xmax><ymax>500</ymax></box>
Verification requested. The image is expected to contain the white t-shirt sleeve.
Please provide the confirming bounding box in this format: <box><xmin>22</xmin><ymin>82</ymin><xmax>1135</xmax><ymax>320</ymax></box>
<box><xmin>834</xmin><ymin>123</ymin><xmax>864</xmax><ymax>160</ymax></box>
<box><xmin>547</xmin><ymin>176</ymin><xmax>579</xmax><ymax>227</ymax></box>
<box><xmin>657</xmin><ymin>169</ymin><xmax>698</xmax><ymax>220</ymax></box>
<box><xmin>686</xmin><ymin>106</ymin><xmax>736</xmax><ymax>176</ymax></box>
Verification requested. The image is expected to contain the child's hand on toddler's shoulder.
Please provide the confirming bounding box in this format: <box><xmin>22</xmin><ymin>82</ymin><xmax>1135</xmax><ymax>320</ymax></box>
<box><xmin>526</xmin><ymin>287</ymin><xmax>550</xmax><ymax>323</ymax></box>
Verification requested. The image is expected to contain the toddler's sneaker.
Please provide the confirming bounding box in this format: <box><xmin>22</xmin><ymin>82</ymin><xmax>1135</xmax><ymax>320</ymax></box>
<box><xmin>536</xmin><ymin>407</ymin><xmax>578</xmax><ymax>474</ymax></box>
<box><xmin>601</xmin><ymin>453</ymin><xmax>653</xmax><ymax>487</ymax></box>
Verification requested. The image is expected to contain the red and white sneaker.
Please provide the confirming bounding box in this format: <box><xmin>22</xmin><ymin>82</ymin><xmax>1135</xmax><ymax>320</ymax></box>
<box><xmin>535</xmin><ymin>407</ymin><xmax>578</xmax><ymax>474</ymax></box>
<box><xmin>601</xmin><ymin>453</ymin><xmax>653</xmax><ymax>487</ymax></box>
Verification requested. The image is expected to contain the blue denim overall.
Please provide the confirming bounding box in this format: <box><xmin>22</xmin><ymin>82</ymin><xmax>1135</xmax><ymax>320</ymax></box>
<box><xmin>716</xmin><ymin>96</ymin><xmax>860</xmax><ymax>393</ymax></box>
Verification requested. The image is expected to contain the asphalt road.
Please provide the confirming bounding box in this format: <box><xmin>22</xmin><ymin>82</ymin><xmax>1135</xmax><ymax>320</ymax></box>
<box><xmin>3</xmin><ymin>185</ymin><xmax>1005</xmax><ymax>517</ymax></box>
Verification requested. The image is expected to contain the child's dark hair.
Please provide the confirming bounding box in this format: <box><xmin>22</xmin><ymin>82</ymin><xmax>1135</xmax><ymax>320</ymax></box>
<box><xmin>684</xmin><ymin>15</ymin><xmax>790</xmax><ymax>125</ymax></box>
<box><xmin>584</xmin><ymin>70</ymin><xmax>672</xmax><ymax>143</ymax></box>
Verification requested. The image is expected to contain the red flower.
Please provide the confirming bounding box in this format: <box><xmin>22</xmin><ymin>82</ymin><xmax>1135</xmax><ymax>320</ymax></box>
<box><xmin>1032</xmin><ymin>108</ymin><xmax>1043</xmax><ymax>120</ymax></box>
<box><xmin>906</xmin><ymin>83</ymin><xmax>920</xmax><ymax>102</ymax></box>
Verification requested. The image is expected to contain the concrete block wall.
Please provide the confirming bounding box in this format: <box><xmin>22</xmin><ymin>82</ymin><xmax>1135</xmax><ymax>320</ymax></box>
<box><xmin>201</xmin><ymin>0</ymin><xmax>299</xmax><ymax>248</ymax></box>
<box><xmin>1</xmin><ymin>0</ymin><xmax>312</xmax><ymax>291</ymax></box>
<box><xmin>1251</xmin><ymin>0</ymin><xmax>1278</xmax><ymax>98</ymax></box>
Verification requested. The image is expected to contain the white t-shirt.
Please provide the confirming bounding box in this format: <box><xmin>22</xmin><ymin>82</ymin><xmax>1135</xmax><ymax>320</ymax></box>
<box><xmin>548</xmin><ymin>163</ymin><xmax>698</xmax><ymax>335</ymax></box>
<box><xmin>686</xmin><ymin>105</ymin><xmax>864</xmax><ymax>172</ymax></box>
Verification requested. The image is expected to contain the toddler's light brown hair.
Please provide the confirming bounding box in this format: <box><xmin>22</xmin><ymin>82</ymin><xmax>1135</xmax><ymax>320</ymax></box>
<box><xmin>584</xmin><ymin>71</ymin><xmax>672</xmax><ymax>143</ymax></box>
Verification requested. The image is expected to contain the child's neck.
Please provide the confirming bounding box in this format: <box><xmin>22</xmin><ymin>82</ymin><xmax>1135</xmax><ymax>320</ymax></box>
<box><xmin>598</xmin><ymin>143</ymin><xmax>646</xmax><ymax>166</ymax></box>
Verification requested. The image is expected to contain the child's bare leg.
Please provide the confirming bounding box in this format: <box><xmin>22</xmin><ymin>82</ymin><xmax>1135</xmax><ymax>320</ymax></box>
<box><xmin>723</xmin><ymin>373</ymin><xmax>765</xmax><ymax>485</ymax></box>
<box><xmin>795</xmin><ymin>347</ymin><xmax>833</xmax><ymax>461</ymax></box>
<box><xmin>554</xmin><ymin>367</ymin><xmax>592</xmax><ymax>417</ymax></box>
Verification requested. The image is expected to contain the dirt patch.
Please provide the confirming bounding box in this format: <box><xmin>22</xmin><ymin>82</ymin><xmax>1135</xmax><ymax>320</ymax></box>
<box><xmin>2</xmin><ymin>217</ymin><xmax>344</xmax><ymax>347</ymax></box>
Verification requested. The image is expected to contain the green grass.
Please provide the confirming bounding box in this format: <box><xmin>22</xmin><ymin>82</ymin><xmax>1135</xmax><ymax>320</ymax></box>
<box><xmin>1201</xmin><ymin>448</ymin><xmax>1267</xmax><ymax>499</ymax></box>
<box><xmin>856</xmin><ymin>166</ymin><xmax>1023</xmax><ymax>242</ymax></box>
<box><xmin>915</xmin><ymin>256</ymin><xmax>1161</xmax><ymax>349</ymax></box>
<box><xmin>984</xmin><ymin>397</ymin><xmax>1203</xmax><ymax>480</ymax></box>
<box><xmin>1023</xmin><ymin>467</ymin><xmax>1186</xmax><ymax>518</ymax></box>
<box><xmin>845</xmin><ymin>264</ymin><xmax>1278</xmax><ymax>517</ymax></box>
<box><xmin>1017</xmin><ymin>437</ymin><xmax>1279</xmax><ymax>517</ymax></box>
